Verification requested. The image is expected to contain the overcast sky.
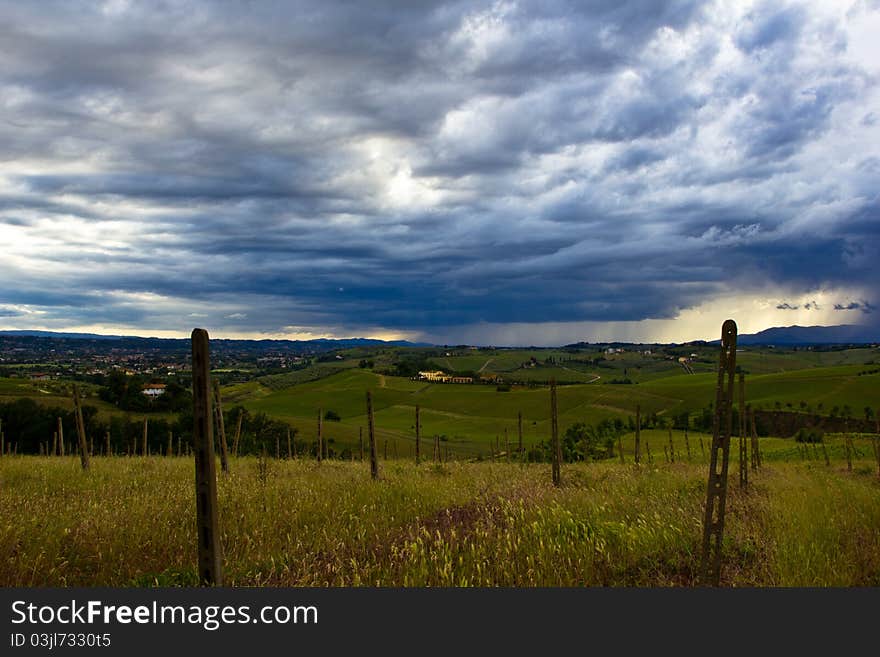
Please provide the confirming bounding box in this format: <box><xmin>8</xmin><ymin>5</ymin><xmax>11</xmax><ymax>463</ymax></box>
<box><xmin>1</xmin><ymin>0</ymin><xmax>878</xmax><ymax>345</ymax></box>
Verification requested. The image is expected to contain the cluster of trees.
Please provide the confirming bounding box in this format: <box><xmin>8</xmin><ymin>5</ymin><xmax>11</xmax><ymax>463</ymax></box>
<box><xmin>533</xmin><ymin>419</ymin><xmax>628</xmax><ymax>462</ymax></box>
<box><xmin>98</xmin><ymin>370</ymin><xmax>191</xmax><ymax>412</ymax></box>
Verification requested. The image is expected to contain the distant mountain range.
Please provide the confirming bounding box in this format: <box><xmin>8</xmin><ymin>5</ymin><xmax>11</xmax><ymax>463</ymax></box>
<box><xmin>1</xmin><ymin>325</ymin><xmax>877</xmax><ymax>349</ymax></box>
<box><xmin>730</xmin><ymin>324</ymin><xmax>879</xmax><ymax>346</ymax></box>
<box><xmin>0</xmin><ymin>330</ymin><xmax>429</xmax><ymax>350</ymax></box>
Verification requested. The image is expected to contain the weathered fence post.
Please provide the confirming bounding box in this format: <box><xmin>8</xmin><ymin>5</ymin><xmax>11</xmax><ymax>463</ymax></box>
<box><xmin>142</xmin><ymin>418</ymin><xmax>148</xmax><ymax>457</ymax></box>
<box><xmin>700</xmin><ymin>319</ymin><xmax>737</xmax><ymax>586</ymax></box>
<box><xmin>684</xmin><ymin>427</ymin><xmax>692</xmax><ymax>462</ymax></box>
<box><xmin>668</xmin><ymin>428</ymin><xmax>675</xmax><ymax>463</ymax></box>
<box><xmin>646</xmin><ymin>439</ymin><xmax>653</xmax><ymax>465</ymax></box>
<box><xmin>57</xmin><ymin>416</ymin><xmax>64</xmax><ymax>456</ymax></box>
<box><xmin>366</xmin><ymin>392</ymin><xmax>378</xmax><ymax>480</ymax></box>
<box><xmin>72</xmin><ymin>384</ymin><xmax>90</xmax><ymax>470</ymax></box>
<box><xmin>191</xmin><ymin>328</ymin><xmax>223</xmax><ymax>586</ymax></box>
<box><xmin>518</xmin><ymin>411</ymin><xmax>523</xmax><ymax>458</ymax></box>
<box><xmin>738</xmin><ymin>373</ymin><xmax>747</xmax><ymax>489</ymax></box>
<box><xmin>213</xmin><ymin>380</ymin><xmax>229</xmax><ymax>473</ymax></box>
<box><xmin>873</xmin><ymin>435</ymin><xmax>880</xmax><ymax>478</ymax></box>
<box><xmin>845</xmin><ymin>434</ymin><xmax>853</xmax><ymax>472</ymax></box>
<box><xmin>551</xmin><ymin>379</ymin><xmax>561</xmax><ymax>487</ymax></box>
<box><xmin>106</xmin><ymin>431</ymin><xmax>112</xmax><ymax>457</ymax></box>
<box><xmin>233</xmin><ymin>411</ymin><xmax>243</xmax><ymax>458</ymax></box>
<box><xmin>749</xmin><ymin>406</ymin><xmax>759</xmax><ymax>470</ymax></box>
<box><xmin>634</xmin><ymin>405</ymin><xmax>641</xmax><ymax>465</ymax></box>
<box><xmin>317</xmin><ymin>409</ymin><xmax>323</xmax><ymax>463</ymax></box>
<box><xmin>415</xmin><ymin>405</ymin><xmax>421</xmax><ymax>465</ymax></box>
<box><xmin>52</xmin><ymin>431</ymin><xmax>57</xmax><ymax>456</ymax></box>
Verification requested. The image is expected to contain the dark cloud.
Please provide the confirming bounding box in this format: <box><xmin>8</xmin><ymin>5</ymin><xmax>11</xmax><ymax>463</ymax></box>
<box><xmin>0</xmin><ymin>1</ymin><xmax>877</xmax><ymax>341</ymax></box>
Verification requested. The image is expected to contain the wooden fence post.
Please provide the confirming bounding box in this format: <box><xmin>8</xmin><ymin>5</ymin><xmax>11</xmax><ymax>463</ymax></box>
<box><xmin>57</xmin><ymin>416</ymin><xmax>64</xmax><ymax>456</ymax></box>
<box><xmin>213</xmin><ymin>380</ymin><xmax>229</xmax><ymax>473</ymax></box>
<box><xmin>634</xmin><ymin>405</ymin><xmax>641</xmax><ymax>465</ymax></box>
<box><xmin>366</xmin><ymin>392</ymin><xmax>378</xmax><ymax>480</ymax></box>
<box><xmin>738</xmin><ymin>373</ymin><xmax>747</xmax><ymax>489</ymax></box>
<box><xmin>700</xmin><ymin>319</ymin><xmax>737</xmax><ymax>586</ymax></box>
<box><xmin>551</xmin><ymin>379</ymin><xmax>561</xmax><ymax>486</ymax></box>
<box><xmin>142</xmin><ymin>418</ymin><xmax>148</xmax><ymax>457</ymax></box>
<box><xmin>191</xmin><ymin>328</ymin><xmax>223</xmax><ymax>586</ymax></box>
<box><xmin>317</xmin><ymin>409</ymin><xmax>323</xmax><ymax>463</ymax></box>
<box><xmin>684</xmin><ymin>427</ymin><xmax>692</xmax><ymax>462</ymax></box>
<box><xmin>415</xmin><ymin>405</ymin><xmax>421</xmax><ymax>465</ymax></box>
<box><xmin>233</xmin><ymin>412</ymin><xmax>243</xmax><ymax>458</ymax></box>
<box><xmin>72</xmin><ymin>384</ymin><xmax>90</xmax><ymax>470</ymax></box>
<box><xmin>518</xmin><ymin>411</ymin><xmax>523</xmax><ymax>458</ymax></box>
<box><xmin>359</xmin><ymin>427</ymin><xmax>364</xmax><ymax>461</ymax></box>
<box><xmin>106</xmin><ymin>431</ymin><xmax>111</xmax><ymax>457</ymax></box>
<box><xmin>287</xmin><ymin>428</ymin><xmax>292</xmax><ymax>459</ymax></box>
<box><xmin>668</xmin><ymin>428</ymin><xmax>675</xmax><ymax>463</ymax></box>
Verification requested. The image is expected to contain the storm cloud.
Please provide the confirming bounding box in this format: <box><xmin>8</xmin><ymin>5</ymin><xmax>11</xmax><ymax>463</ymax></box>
<box><xmin>1</xmin><ymin>0</ymin><xmax>878</xmax><ymax>344</ymax></box>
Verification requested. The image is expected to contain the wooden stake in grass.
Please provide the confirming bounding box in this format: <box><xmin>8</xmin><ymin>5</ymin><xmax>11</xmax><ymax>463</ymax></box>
<box><xmin>748</xmin><ymin>406</ymin><xmax>759</xmax><ymax>470</ymax></box>
<box><xmin>699</xmin><ymin>436</ymin><xmax>705</xmax><ymax>462</ymax></box>
<box><xmin>57</xmin><ymin>416</ymin><xmax>64</xmax><ymax>456</ymax></box>
<box><xmin>550</xmin><ymin>379</ymin><xmax>561</xmax><ymax>487</ymax></box>
<box><xmin>684</xmin><ymin>427</ymin><xmax>692</xmax><ymax>462</ymax></box>
<box><xmin>141</xmin><ymin>417</ymin><xmax>148</xmax><ymax>457</ymax></box>
<box><xmin>634</xmin><ymin>404</ymin><xmax>641</xmax><ymax>465</ymax></box>
<box><xmin>233</xmin><ymin>411</ymin><xmax>243</xmax><ymax>458</ymax></box>
<box><xmin>167</xmin><ymin>431</ymin><xmax>173</xmax><ymax>457</ymax></box>
<box><xmin>366</xmin><ymin>391</ymin><xmax>378</xmax><ymax>480</ymax></box>
<box><xmin>72</xmin><ymin>384</ymin><xmax>90</xmax><ymax>471</ymax></box>
<box><xmin>212</xmin><ymin>380</ymin><xmax>229</xmax><ymax>473</ymax></box>
<box><xmin>873</xmin><ymin>436</ymin><xmax>880</xmax><ymax>479</ymax></box>
<box><xmin>738</xmin><ymin>373</ymin><xmax>747</xmax><ymax>490</ymax></box>
<box><xmin>518</xmin><ymin>411</ymin><xmax>523</xmax><ymax>458</ymax></box>
<box><xmin>822</xmin><ymin>438</ymin><xmax>831</xmax><ymax>467</ymax></box>
<box><xmin>668</xmin><ymin>428</ymin><xmax>675</xmax><ymax>463</ymax></box>
<box><xmin>317</xmin><ymin>409</ymin><xmax>323</xmax><ymax>463</ymax></box>
<box><xmin>700</xmin><ymin>319</ymin><xmax>737</xmax><ymax>587</ymax></box>
<box><xmin>106</xmin><ymin>431</ymin><xmax>111</xmax><ymax>457</ymax></box>
<box><xmin>646</xmin><ymin>440</ymin><xmax>653</xmax><ymax>465</ymax></box>
<box><xmin>415</xmin><ymin>405</ymin><xmax>421</xmax><ymax>465</ymax></box>
<box><xmin>275</xmin><ymin>433</ymin><xmax>280</xmax><ymax>460</ymax></box>
<box><xmin>359</xmin><ymin>427</ymin><xmax>364</xmax><ymax>461</ymax></box>
<box><xmin>618</xmin><ymin>434</ymin><xmax>625</xmax><ymax>464</ymax></box>
<box><xmin>191</xmin><ymin>328</ymin><xmax>223</xmax><ymax>586</ymax></box>
<box><xmin>52</xmin><ymin>431</ymin><xmax>57</xmax><ymax>456</ymax></box>
<box><xmin>845</xmin><ymin>434</ymin><xmax>853</xmax><ymax>472</ymax></box>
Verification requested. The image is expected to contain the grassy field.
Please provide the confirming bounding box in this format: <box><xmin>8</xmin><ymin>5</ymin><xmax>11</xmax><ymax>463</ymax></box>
<box><xmin>1</xmin><ymin>453</ymin><xmax>878</xmax><ymax>587</ymax></box>
<box><xmin>226</xmin><ymin>365</ymin><xmax>880</xmax><ymax>457</ymax></box>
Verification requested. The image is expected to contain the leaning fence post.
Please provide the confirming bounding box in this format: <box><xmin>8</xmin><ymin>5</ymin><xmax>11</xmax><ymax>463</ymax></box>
<box><xmin>213</xmin><ymin>380</ymin><xmax>229</xmax><ymax>473</ymax></box>
<box><xmin>366</xmin><ymin>392</ymin><xmax>379</xmax><ymax>480</ymax></box>
<box><xmin>700</xmin><ymin>319</ymin><xmax>737</xmax><ymax>586</ymax></box>
<box><xmin>191</xmin><ymin>328</ymin><xmax>223</xmax><ymax>586</ymax></box>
